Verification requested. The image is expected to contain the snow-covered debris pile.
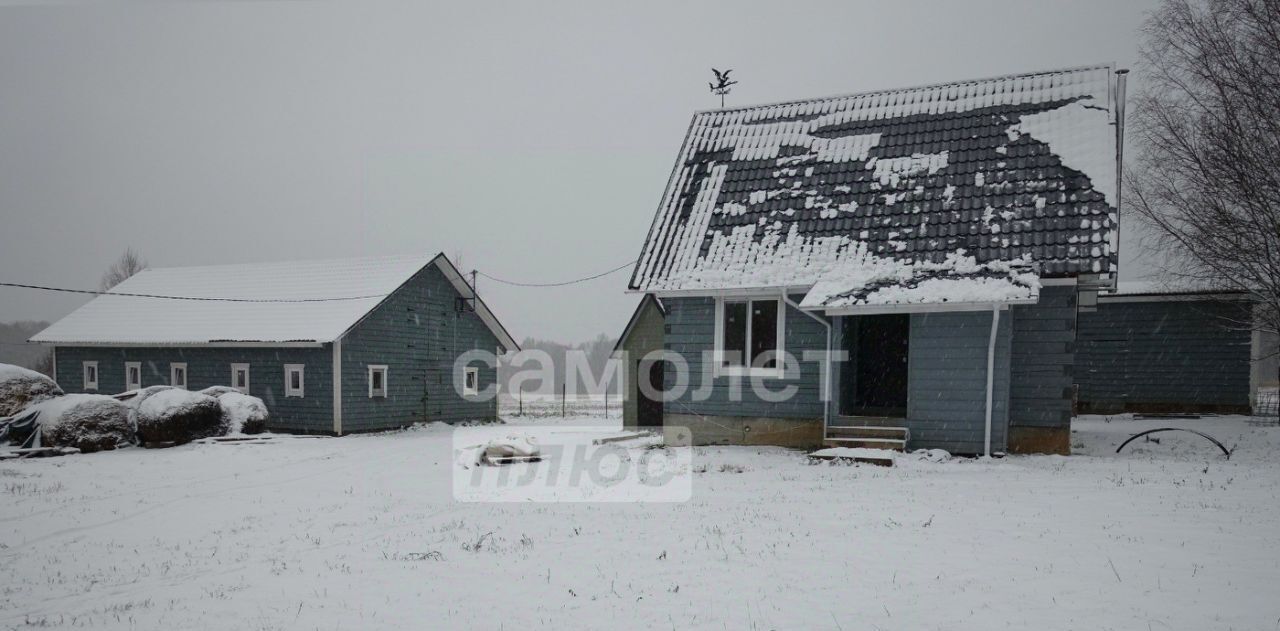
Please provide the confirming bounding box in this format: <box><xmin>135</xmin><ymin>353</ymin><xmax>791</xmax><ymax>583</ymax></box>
<box><xmin>135</xmin><ymin>389</ymin><xmax>224</xmax><ymax>444</ymax></box>
<box><xmin>477</xmin><ymin>435</ymin><xmax>541</xmax><ymax>465</ymax></box>
<box><xmin>25</xmin><ymin>394</ymin><xmax>133</xmax><ymax>453</ymax></box>
<box><xmin>209</xmin><ymin>391</ymin><xmax>269</xmax><ymax>434</ymax></box>
<box><xmin>800</xmin><ymin>250</ymin><xmax>1040</xmax><ymax>310</ymax></box>
<box><xmin>0</xmin><ymin>363</ymin><xmax>63</xmax><ymax>417</ymax></box>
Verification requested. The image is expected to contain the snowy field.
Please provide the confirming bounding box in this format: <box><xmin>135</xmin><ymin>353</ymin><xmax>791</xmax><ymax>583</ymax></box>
<box><xmin>1</xmin><ymin>413</ymin><xmax>1278</xmax><ymax>630</ymax></box>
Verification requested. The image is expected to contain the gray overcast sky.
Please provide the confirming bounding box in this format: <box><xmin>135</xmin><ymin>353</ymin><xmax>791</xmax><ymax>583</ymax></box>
<box><xmin>0</xmin><ymin>0</ymin><xmax>1159</xmax><ymax>343</ymax></box>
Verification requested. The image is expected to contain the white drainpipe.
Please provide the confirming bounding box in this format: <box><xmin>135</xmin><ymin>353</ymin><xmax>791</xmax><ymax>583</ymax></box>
<box><xmin>984</xmin><ymin>304</ymin><xmax>1001</xmax><ymax>457</ymax></box>
<box><xmin>784</xmin><ymin>293</ymin><xmax>832</xmax><ymax>434</ymax></box>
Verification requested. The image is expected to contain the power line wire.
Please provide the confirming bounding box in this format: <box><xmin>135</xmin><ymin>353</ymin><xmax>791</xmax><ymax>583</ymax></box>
<box><xmin>0</xmin><ymin>258</ymin><xmax>638</xmax><ymax>301</ymax></box>
<box><xmin>475</xmin><ymin>259</ymin><xmax>637</xmax><ymax>288</ymax></box>
<box><xmin>0</xmin><ymin>282</ymin><xmax>387</xmax><ymax>303</ymax></box>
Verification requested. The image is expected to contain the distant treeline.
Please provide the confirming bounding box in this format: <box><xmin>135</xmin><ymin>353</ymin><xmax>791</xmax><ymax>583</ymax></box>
<box><xmin>498</xmin><ymin>333</ymin><xmax>619</xmax><ymax>395</ymax></box>
<box><xmin>0</xmin><ymin>321</ymin><xmax>52</xmax><ymax>375</ymax></box>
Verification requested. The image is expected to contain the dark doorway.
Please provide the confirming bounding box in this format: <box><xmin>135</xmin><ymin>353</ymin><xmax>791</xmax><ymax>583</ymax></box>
<box><xmin>636</xmin><ymin>359</ymin><xmax>664</xmax><ymax>427</ymax></box>
<box><xmin>842</xmin><ymin>314</ymin><xmax>910</xmax><ymax>417</ymax></box>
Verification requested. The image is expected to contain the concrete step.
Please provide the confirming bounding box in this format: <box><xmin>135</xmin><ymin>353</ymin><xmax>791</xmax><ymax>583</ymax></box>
<box><xmin>808</xmin><ymin>451</ymin><xmax>895</xmax><ymax>467</ymax></box>
<box><xmin>826</xmin><ymin>425</ymin><xmax>908</xmax><ymax>440</ymax></box>
<box><xmin>835</xmin><ymin>415</ymin><xmax>906</xmax><ymax>428</ymax></box>
<box><xmin>822</xmin><ymin>437</ymin><xmax>907</xmax><ymax>451</ymax></box>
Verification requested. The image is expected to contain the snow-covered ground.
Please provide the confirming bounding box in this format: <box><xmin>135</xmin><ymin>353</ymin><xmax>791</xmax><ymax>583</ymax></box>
<box><xmin>1</xmin><ymin>414</ymin><xmax>1278</xmax><ymax>630</ymax></box>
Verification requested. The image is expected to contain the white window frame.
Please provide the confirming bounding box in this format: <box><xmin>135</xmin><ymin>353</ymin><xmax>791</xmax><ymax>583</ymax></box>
<box><xmin>713</xmin><ymin>296</ymin><xmax>786</xmax><ymax>378</ymax></box>
<box><xmin>82</xmin><ymin>361</ymin><xmax>99</xmax><ymax>391</ymax></box>
<box><xmin>125</xmin><ymin>361</ymin><xmax>141</xmax><ymax>391</ymax></box>
<box><xmin>170</xmin><ymin>363</ymin><xmax>188</xmax><ymax>389</ymax></box>
<box><xmin>231</xmin><ymin>363</ymin><xmax>250</xmax><ymax>394</ymax></box>
<box><xmin>368</xmin><ymin>365</ymin><xmax>388</xmax><ymax>398</ymax></box>
<box><xmin>284</xmin><ymin>364</ymin><xmax>305</xmax><ymax>398</ymax></box>
<box><xmin>463</xmin><ymin>366</ymin><xmax>479</xmax><ymax>396</ymax></box>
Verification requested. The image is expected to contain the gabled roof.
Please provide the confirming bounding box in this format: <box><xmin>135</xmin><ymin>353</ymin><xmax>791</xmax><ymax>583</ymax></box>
<box><xmin>31</xmin><ymin>253</ymin><xmax>520</xmax><ymax>351</ymax></box>
<box><xmin>630</xmin><ymin>64</ymin><xmax>1122</xmax><ymax>294</ymax></box>
<box><xmin>612</xmin><ymin>294</ymin><xmax>666</xmax><ymax>355</ymax></box>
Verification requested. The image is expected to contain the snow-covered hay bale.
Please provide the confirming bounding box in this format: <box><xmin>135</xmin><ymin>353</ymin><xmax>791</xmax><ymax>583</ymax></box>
<box><xmin>198</xmin><ymin>386</ymin><xmax>240</xmax><ymax>398</ymax></box>
<box><xmin>29</xmin><ymin>394</ymin><xmax>133</xmax><ymax>453</ymax></box>
<box><xmin>117</xmin><ymin>385</ymin><xmax>175</xmax><ymax>408</ymax></box>
<box><xmin>214</xmin><ymin>392</ymin><xmax>269</xmax><ymax>434</ymax></box>
<box><xmin>0</xmin><ymin>363</ymin><xmax>63</xmax><ymax>417</ymax></box>
<box><xmin>135</xmin><ymin>389</ymin><xmax>224</xmax><ymax>445</ymax></box>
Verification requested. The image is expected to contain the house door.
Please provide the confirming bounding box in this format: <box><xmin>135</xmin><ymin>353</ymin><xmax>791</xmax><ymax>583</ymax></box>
<box><xmin>845</xmin><ymin>314</ymin><xmax>910</xmax><ymax>417</ymax></box>
<box><xmin>636</xmin><ymin>360</ymin><xmax>664</xmax><ymax>427</ymax></box>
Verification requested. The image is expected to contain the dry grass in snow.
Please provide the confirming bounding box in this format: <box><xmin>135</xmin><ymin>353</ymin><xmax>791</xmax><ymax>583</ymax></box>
<box><xmin>0</xmin><ymin>414</ymin><xmax>1277</xmax><ymax>630</ymax></box>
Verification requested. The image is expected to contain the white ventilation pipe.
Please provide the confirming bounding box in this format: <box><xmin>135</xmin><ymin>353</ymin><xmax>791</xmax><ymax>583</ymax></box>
<box><xmin>984</xmin><ymin>304</ymin><xmax>1001</xmax><ymax>457</ymax></box>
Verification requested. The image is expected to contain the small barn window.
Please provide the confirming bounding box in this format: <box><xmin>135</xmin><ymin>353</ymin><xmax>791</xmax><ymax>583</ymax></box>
<box><xmin>284</xmin><ymin>364</ymin><xmax>305</xmax><ymax>398</ymax></box>
<box><xmin>463</xmin><ymin>367</ymin><xmax>479</xmax><ymax>396</ymax></box>
<box><xmin>170</xmin><ymin>363</ymin><xmax>187</xmax><ymax>389</ymax></box>
<box><xmin>368</xmin><ymin>365</ymin><xmax>388</xmax><ymax>398</ymax></box>
<box><xmin>125</xmin><ymin>362</ymin><xmax>141</xmax><ymax>391</ymax></box>
<box><xmin>83</xmin><ymin>361</ymin><xmax>98</xmax><ymax>391</ymax></box>
<box><xmin>231</xmin><ymin>363</ymin><xmax>250</xmax><ymax>394</ymax></box>
<box><xmin>715</xmin><ymin>297</ymin><xmax>784</xmax><ymax>377</ymax></box>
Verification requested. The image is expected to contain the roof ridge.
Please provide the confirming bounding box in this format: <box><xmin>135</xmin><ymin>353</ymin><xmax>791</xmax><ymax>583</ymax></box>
<box><xmin>692</xmin><ymin>62</ymin><xmax>1117</xmax><ymax>117</ymax></box>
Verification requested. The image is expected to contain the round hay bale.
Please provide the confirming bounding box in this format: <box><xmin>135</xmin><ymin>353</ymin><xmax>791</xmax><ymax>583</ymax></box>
<box><xmin>198</xmin><ymin>386</ymin><xmax>240</xmax><ymax>398</ymax></box>
<box><xmin>0</xmin><ymin>363</ymin><xmax>63</xmax><ymax>418</ymax></box>
<box><xmin>215</xmin><ymin>392</ymin><xmax>269</xmax><ymax>434</ymax></box>
<box><xmin>136</xmin><ymin>389</ymin><xmax>224</xmax><ymax>445</ymax></box>
<box><xmin>29</xmin><ymin>394</ymin><xmax>133</xmax><ymax>453</ymax></box>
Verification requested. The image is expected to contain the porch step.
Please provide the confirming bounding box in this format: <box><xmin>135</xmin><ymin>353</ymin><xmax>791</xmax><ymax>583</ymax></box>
<box><xmin>826</xmin><ymin>425</ymin><xmax>908</xmax><ymax>440</ymax></box>
<box><xmin>821</xmin><ymin>437</ymin><xmax>907</xmax><ymax>452</ymax></box>
<box><xmin>835</xmin><ymin>415</ymin><xmax>905</xmax><ymax>428</ymax></box>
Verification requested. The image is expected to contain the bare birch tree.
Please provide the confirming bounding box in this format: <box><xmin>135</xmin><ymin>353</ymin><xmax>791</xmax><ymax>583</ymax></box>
<box><xmin>100</xmin><ymin>247</ymin><xmax>148</xmax><ymax>291</ymax></box>
<box><xmin>1128</xmin><ymin>0</ymin><xmax>1280</xmax><ymax>335</ymax></box>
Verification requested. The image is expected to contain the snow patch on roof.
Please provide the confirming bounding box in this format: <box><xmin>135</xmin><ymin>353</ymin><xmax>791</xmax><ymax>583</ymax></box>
<box><xmin>1010</xmin><ymin>99</ymin><xmax>1117</xmax><ymax>204</ymax></box>
<box><xmin>800</xmin><ymin>250</ymin><xmax>1040</xmax><ymax>310</ymax></box>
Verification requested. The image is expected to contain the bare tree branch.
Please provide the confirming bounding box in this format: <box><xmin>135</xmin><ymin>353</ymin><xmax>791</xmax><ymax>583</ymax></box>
<box><xmin>100</xmin><ymin>247</ymin><xmax>148</xmax><ymax>291</ymax></box>
<box><xmin>1128</xmin><ymin>0</ymin><xmax>1280</xmax><ymax>336</ymax></box>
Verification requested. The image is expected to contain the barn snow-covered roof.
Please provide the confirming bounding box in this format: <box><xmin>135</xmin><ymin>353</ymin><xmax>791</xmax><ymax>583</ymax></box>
<box><xmin>31</xmin><ymin>253</ymin><xmax>520</xmax><ymax>351</ymax></box>
<box><xmin>630</xmin><ymin>64</ymin><xmax>1122</xmax><ymax>294</ymax></box>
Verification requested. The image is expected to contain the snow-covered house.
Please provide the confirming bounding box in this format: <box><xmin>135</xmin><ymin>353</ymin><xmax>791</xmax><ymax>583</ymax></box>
<box><xmin>627</xmin><ymin>64</ymin><xmax>1127</xmax><ymax>455</ymax></box>
<box><xmin>30</xmin><ymin>253</ymin><xmax>519</xmax><ymax>434</ymax></box>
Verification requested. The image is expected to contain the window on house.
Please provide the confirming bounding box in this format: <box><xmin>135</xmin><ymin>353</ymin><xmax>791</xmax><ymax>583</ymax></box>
<box><xmin>463</xmin><ymin>367</ymin><xmax>479</xmax><ymax>396</ymax></box>
<box><xmin>170</xmin><ymin>363</ymin><xmax>187</xmax><ymax>389</ymax></box>
<box><xmin>83</xmin><ymin>361</ymin><xmax>98</xmax><ymax>391</ymax></box>
<box><xmin>125</xmin><ymin>362</ymin><xmax>141</xmax><ymax>391</ymax></box>
<box><xmin>368</xmin><ymin>365</ymin><xmax>388</xmax><ymax>398</ymax></box>
<box><xmin>717</xmin><ymin>298</ymin><xmax>783</xmax><ymax>374</ymax></box>
<box><xmin>231</xmin><ymin>363</ymin><xmax>250</xmax><ymax>394</ymax></box>
<box><xmin>284</xmin><ymin>364</ymin><xmax>305</xmax><ymax>398</ymax></box>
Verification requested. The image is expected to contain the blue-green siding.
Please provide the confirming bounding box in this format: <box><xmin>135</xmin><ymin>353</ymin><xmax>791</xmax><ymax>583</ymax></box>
<box><xmin>907</xmin><ymin>310</ymin><xmax>1011</xmax><ymax>454</ymax></box>
<box><xmin>662</xmin><ymin>296</ymin><xmax>828</xmax><ymax>419</ymax></box>
<box><xmin>339</xmin><ymin>263</ymin><xmax>500</xmax><ymax>432</ymax></box>
<box><xmin>53</xmin><ymin>346</ymin><xmax>333</xmax><ymax>432</ymax></box>
<box><xmin>1077</xmin><ymin>298</ymin><xmax>1252</xmax><ymax>412</ymax></box>
<box><xmin>662</xmin><ymin>296</ymin><xmax>1022</xmax><ymax>454</ymax></box>
<box><xmin>1009</xmin><ymin>285</ymin><xmax>1076</xmax><ymax>429</ymax></box>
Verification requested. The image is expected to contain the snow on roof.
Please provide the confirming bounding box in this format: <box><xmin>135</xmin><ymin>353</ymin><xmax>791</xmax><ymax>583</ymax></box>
<box><xmin>1109</xmin><ymin>280</ymin><xmax>1251</xmax><ymax>298</ymax></box>
<box><xmin>30</xmin><ymin>254</ymin><xmax>519</xmax><ymax>350</ymax></box>
<box><xmin>799</xmin><ymin>249</ymin><xmax>1040</xmax><ymax>312</ymax></box>
<box><xmin>631</xmin><ymin>64</ymin><xmax>1121</xmax><ymax>293</ymax></box>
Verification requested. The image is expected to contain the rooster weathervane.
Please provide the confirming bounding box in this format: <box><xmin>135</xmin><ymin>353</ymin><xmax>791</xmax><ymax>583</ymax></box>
<box><xmin>709</xmin><ymin>68</ymin><xmax>738</xmax><ymax>108</ymax></box>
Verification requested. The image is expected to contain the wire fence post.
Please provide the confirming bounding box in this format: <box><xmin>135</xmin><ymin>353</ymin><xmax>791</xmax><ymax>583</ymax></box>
<box><xmin>561</xmin><ymin>383</ymin><xmax>566</xmax><ymax>418</ymax></box>
<box><xmin>518</xmin><ymin>389</ymin><xmax>523</xmax><ymax>417</ymax></box>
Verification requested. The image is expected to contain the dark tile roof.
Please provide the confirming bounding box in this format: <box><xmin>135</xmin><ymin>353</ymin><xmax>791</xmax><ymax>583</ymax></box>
<box><xmin>630</xmin><ymin>65</ymin><xmax>1121</xmax><ymax>292</ymax></box>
